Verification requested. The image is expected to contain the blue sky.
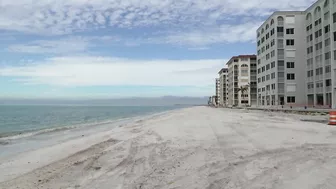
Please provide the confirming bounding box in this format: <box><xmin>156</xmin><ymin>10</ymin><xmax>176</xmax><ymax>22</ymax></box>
<box><xmin>0</xmin><ymin>0</ymin><xmax>314</xmax><ymax>98</ymax></box>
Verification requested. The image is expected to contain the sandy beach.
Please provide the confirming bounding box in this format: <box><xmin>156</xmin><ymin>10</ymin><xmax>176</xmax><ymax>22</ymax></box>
<box><xmin>1</xmin><ymin>106</ymin><xmax>336</xmax><ymax>189</ymax></box>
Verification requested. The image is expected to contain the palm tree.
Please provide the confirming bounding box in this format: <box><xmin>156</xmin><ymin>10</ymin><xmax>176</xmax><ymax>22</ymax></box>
<box><xmin>237</xmin><ymin>84</ymin><xmax>250</xmax><ymax>107</ymax></box>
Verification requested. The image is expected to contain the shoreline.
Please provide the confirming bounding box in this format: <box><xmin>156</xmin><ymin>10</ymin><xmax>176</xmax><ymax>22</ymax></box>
<box><xmin>1</xmin><ymin>107</ymin><xmax>335</xmax><ymax>189</ymax></box>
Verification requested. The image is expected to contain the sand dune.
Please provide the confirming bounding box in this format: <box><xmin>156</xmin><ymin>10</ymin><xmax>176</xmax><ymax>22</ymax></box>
<box><xmin>1</xmin><ymin>107</ymin><xmax>336</xmax><ymax>189</ymax></box>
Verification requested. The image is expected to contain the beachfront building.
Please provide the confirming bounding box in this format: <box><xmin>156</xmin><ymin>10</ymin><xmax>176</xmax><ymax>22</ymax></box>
<box><xmin>215</xmin><ymin>78</ymin><xmax>220</xmax><ymax>106</ymax></box>
<box><xmin>256</xmin><ymin>11</ymin><xmax>306</xmax><ymax>107</ymax></box>
<box><xmin>305</xmin><ymin>0</ymin><xmax>335</xmax><ymax>108</ymax></box>
<box><xmin>218</xmin><ymin>68</ymin><xmax>228</xmax><ymax>106</ymax></box>
<box><xmin>226</xmin><ymin>55</ymin><xmax>257</xmax><ymax>107</ymax></box>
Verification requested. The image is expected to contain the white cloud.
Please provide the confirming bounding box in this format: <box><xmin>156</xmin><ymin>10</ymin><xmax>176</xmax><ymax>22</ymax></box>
<box><xmin>7</xmin><ymin>36</ymin><xmax>118</xmax><ymax>54</ymax></box>
<box><xmin>0</xmin><ymin>0</ymin><xmax>315</xmax><ymax>35</ymax></box>
<box><xmin>0</xmin><ymin>56</ymin><xmax>226</xmax><ymax>87</ymax></box>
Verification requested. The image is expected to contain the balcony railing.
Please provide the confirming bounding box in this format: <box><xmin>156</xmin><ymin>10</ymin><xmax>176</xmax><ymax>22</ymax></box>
<box><xmin>307</xmin><ymin>77</ymin><xmax>314</xmax><ymax>82</ymax></box>
<box><xmin>277</xmin><ymin>43</ymin><xmax>284</xmax><ymax>49</ymax></box>
<box><xmin>326</xmin><ymin>86</ymin><xmax>332</xmax><ymax>93</ymax></box>
<box><xmin>278</xmin><ymin>77</ymin><xmax>285</xmax><ymax>82</ymax></box>
<box><xmin>326</xmin><ymin>72</ymin><xmax>331</xmax><ymax>78</ymax></box>
<box><xmin>278</xmin><ymin>66</ymin><xmax>284</xmax><ymax>71</ymax></box>
<box><xmin>325</xmin><ymin>59</ymin><xmax>331</xmax><ymax>65</ymax></box>
<box><xmin>316</xmin><ymin>74</ymin><xmax>323</xmax><ymax>81</ymax></box>
<box><xmin>307</xmin><ymin>88</ymin><xmax>314</xmax><ymax>94</ymax></box>
<box><xmin>277</xmin><ymin>32</ymin><xmax>284</xmax><ymax>37</ymax></box>
<box><xmin>316</xmin><ymin>87</ymin><xmax>323</xmax><ymax>93</ymax></box>
<box><xmin>325</xmin><ymin>32</ymin><xmax>330</xmax><ymax>38</ymax></box>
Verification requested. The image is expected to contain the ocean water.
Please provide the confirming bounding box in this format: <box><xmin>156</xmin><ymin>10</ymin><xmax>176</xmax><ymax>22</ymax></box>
<box><xmin>0</xmin><ymin>105</ymin><xmax>180</xmax><ymax>139</ymax></box>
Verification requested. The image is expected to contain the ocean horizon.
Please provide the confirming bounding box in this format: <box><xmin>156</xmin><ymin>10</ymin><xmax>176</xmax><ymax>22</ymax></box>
<box><xmin>0</xmin><ymin>105</ymin><xmax>184</xmax><ymax>140</ymax></box>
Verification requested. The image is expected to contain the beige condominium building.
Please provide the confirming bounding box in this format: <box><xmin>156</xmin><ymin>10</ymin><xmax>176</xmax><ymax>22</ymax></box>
<box><xmin>218</xmin><ymin>68</ymin><xmax>228</xmax><ymax>106</ymax></box>
<box><xmin>226</xmin><ymin>55</ymin><xmax>257</xmax><ymax>107</ymax></box>
<box><xmin>305</xmin><ymin>0</ymin><xmax>336</xmax><ymax>108</ymax></box>
<box><xmin>256</xmin><ymin>11</ymin><xmax>307</xmax><ymax>107</ymax></box>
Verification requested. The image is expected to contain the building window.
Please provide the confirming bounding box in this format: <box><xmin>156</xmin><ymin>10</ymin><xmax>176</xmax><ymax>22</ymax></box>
<box><xmin>266</xmin><ymin>33</ymin><xmax>269</xmax><ymax>39</ymax></box>
<box><xmin>271</xmin><ymin>84</ymin><xmax>276</xmax><ymax>90</ymax></box>
<box><xmin>258</xmin><ymin>59</ymin><xmax>261</xmax><ymax>64</ymax></box>
<box><xmin>271</xmin><ymin>73</ymin><xmax>275</xmax><ymax>79</ymax></box>
<box><xmin>316</xmin><ymin>67</ymin><xmax>323</xmax><ymax>75</ymax></box>
<box><xmin>266</xmin><ymin>44</ymin><xmax>270</xmax><ymax>50</ymax></box>
<box><xmin>325</xmin><ymin>25</ymin><xmax>330</xmax><ymax>33</ymax></box>
<box><xmin>326</xmin><ymin>79</ymin><xmax>331</xmax><ymax>87</ymax></box>
<box><xmin>307</xmin><ymin>70</ymin><xmax>314</xmax><ymax>77</ymax></box>
<box><xmin>258</xmin><ymin>68</ymin><xmax>261</xmax><ymax>74</ymax></box>
<box><xmin>315</xmin><ymin>29</ymin><xmax>322</xmax><ymax>38</ymax></box>
<box><xmin>314</xmin><ymin>18</ymin><xmax>321</xmax><ymax>26</ymax></box>
<box><xmin>262</xmin><ymin>66</ymin><xmax>265</xmax><ymax>72</ymax></box>
<box><xmin>286</xmin><ymin>28</ymin><xmax>294</xmax><ymax>34</ymax></box>
<box><xmin>286</xmin><ymin>39</ymin><xmax>294</xmax><ymax>46</ymax></box>
<box><xmin>287</xmin><ymin>96</ymin><xmax>296</xmax><ymax>103</ymax></box>
<box><xmin>334</xmin><ymin>32</ymin><xmax>336</xmax><ymax>41</ymax></box>
<box><xmin>258</xmin><ymin>78</ymin><xmax>261</xmax><ymax>83</ymax></box>
<box><xmin>307</xmin><ymin>34</ymin><xmax>313</xmax><ymax>42</ymax></box>
<box><xmin>262</xmin><ymin>37</ymin><xmax>265</xmax><ymax>43</ymax></box>
<box><xmin>277</xmin><ymin>27</ymin><xmax>284</xmax><ymax>32</ymax></box>
<box><xmin>286</xmin><ymin>62</ymin><xmax>295</xmax><ymax>68</ymax></box>
<box><xmin>257</xmin><ymin>40</ymin><xmax>260</xmax><ymax>46</ymax></box>
<box><xmin>262</xmin><ymin>76</ymin><xmax>265</xmax><ymax>82</ymax></box>
<box><xmin>325</xmin><ymin>38</ymin><xmax>330</xmax><ymax>46</ymax></box>
<box><xmin>266</xmin><ymin>74</ymin><xmax>270</xmax><ymax>81</ymax></box>
<box><xmin>315</xmin><ymin>42</ymin><xmax>322</xmax><ymax>50</ymax></box>
<box><xmin>266</xmin><ymin>53</ymin><xmax>270</xmax><ymax>60</ymax></box>
<box><xmin>271</xmin><ymin>50</ymin><xmax>275</xmax><ymax>57</ymax></box>
<box><xmin>271</xmin><ymin>39</ymin><xmax>275</xmax><ymax>47</ymax></box>
<box><xmin>271</xmin><ymin>61</ymin><xmax>275</xmax><ymax>68</ymax></box>
<box><xmin>333</xmin><ymin>12</ymin><xmax>336</xmax><ymax>23</ymax></box>
<box><xmin>307</xmin><ymin>46</ymin><xmax>313</xmax><ymax>54</ymax></box>
<box><xmin>287</xmin><ymin>73</ymin><xmax>295</xmax><ymax>80</ymax></box>
<box><xmin>271</xmin><ymin>28</ymin><xmax>275</xmax><ymax>36</ymax></box>
<box><xmin>306</xmin><ymin>24</ymin><xmax>312</xmax><ymax>31</ymax></box>
<box><xmin>326</xmin><ymin>65</ymin><xmax>331</xmax><ymax>73</ymax></box>
<box><xmin>325</xmin><ymin>52</ymin><xmax>331</xmax><ymax>60</ymax></box>
<box><xmin>266</xmin><ymin>64</ymin><xmax>270</xmax><ymax>70</ymax></box>
<box><xmin>334</xmin><ymin>50</ymin><xmax>336</xmax><ymax>60</ymax></box>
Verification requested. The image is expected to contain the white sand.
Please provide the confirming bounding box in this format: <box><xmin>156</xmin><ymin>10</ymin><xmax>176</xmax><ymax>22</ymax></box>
<box><xmin>1</xmin><ymin>107</ymin><xmax>336</xmax><ymax>189</ymax></box>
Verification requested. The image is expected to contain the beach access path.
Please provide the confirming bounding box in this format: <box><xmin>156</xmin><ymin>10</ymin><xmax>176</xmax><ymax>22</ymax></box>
<box><xmin>0</xmin><ymin>106</ymin><xmax>336</xmax><ymax>189</ymax></box>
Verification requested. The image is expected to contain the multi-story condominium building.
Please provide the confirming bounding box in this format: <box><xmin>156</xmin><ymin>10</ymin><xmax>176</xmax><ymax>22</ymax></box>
<box><xmin>305</xmin><ymin>0</ymin><xmax>334</xmax><ymax>108</ymax></box>
<box><xmin>256</xmin><ymin>11</ymin><xmax>306</xmax><ymax>107</ymax></box>
<box><xmin>215</xmin><ymin>78</ymin><xmax>220</xmax><ymax>105</ymax></box>
<box><xmin>218</xmin><ymin>68</ymin><xmax>228</xmax><ymax>106</ymax></box>
<box><xmin>226</xmin><ymin>55</ymin><xmax>257</xmax><ymax>107</ymax></box>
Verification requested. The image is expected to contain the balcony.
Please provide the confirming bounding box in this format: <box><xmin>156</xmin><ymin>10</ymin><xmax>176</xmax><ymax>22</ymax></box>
<box><xmin>277</xmin><ymin>32</ymin><xmax>284</xmax><ymax>37</ymax></box>
<box><xmin>316</xmin><ymin>87</ymin><xmax>323</xmax><ymax>94</ymax></box>
<box><xmin>316</xmin><ymin>75</ymin><xmax>323</xmax><ymax>81</ymax></box>
<box><xmin>278</xmin><ymin>66</ymin><xmax>284</xmax><ymax>71</ymax></box>
<box><xmin>307</xmin><ymin>88</ymin><xmax>314</xmax><ymax>94</ymax></box>
<box><xmin>278</xmin><ymin>77</ymin><xmax>285</xmax><ymax>83</ymax></box>
<box><xmin>325</xmin><ymin>32</ymin><xmax>330</xmax><ymax>39</ymax></box>
<box><xmin>277</xmin><ymin>43</ymin><xmax>284</xmax><ymax>49</ymax></box>
<box><xmin>316</xmin><ymin>49</ymin><xmax>322</xmax><ymax>55</ymax></box>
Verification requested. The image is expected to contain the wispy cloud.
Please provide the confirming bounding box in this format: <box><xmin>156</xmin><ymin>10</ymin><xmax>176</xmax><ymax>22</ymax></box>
<box><xmin>6</xmin><ymin>36</ymin><xmax>118</xmax><ymax>54</ymax></box>
<box><xmin>0</xmin><ymin>56</ymin><xmax>226</xmax><ymax>87</ymax></box>
<box><xmin>0</xmin><ymin>0</ymin><xmax>315</xmax><ymax>35</ymax></box>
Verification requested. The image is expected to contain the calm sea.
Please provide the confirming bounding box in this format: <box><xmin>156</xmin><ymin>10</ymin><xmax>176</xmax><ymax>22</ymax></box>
<box><xmin>0</xmin><ymin>105</ymin><xmax>180</xmax><ymax>138</ymax></box>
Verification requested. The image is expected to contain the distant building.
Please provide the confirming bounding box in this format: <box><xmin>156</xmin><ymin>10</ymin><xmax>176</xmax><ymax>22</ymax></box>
<box><xmin>218</xmin><ymin>68</ymin><xmax>228</xmax><ymax>106</ymax></box>
<box><xmin>215</xmin><ymin>78</ymin><xmax>220</xmax><ymax>105</ymax></box>
<box><xmin>256</xmin><ymin>11</ymin><xmax>306</xmax><ymax>107</ymax></box>
<box><xmin>226</xmin><ymin>55</ymin><xmax>257</xmax><ymax>107</ymax></box>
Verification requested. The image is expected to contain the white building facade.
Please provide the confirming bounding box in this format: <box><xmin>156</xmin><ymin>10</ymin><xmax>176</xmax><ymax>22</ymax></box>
<box><xmin>305</xmin><ymin>0</ymin><xmax>336</xmax><ymax>108</ymax></box>
<box><xmin>227</xmin><ymin>55</ymin><xmax>257</xmax><ymax>107</ymax></box>
<box><xmin>257</xmin><ymin>11</ymin><xmax>307</xmax><ymax>107</ymax></box>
